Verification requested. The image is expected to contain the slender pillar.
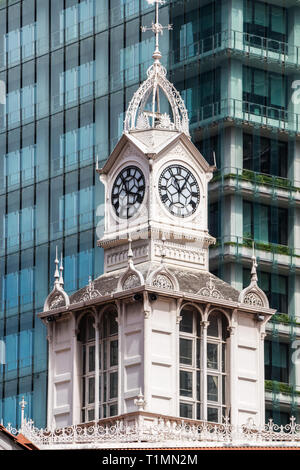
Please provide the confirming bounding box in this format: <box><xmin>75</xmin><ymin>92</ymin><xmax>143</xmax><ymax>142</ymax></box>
<box><xmin>201</xmin><ymin>320</ymin><xmax>209</xmax><ymax>421</ymax></box>
<box><xmin>143</xmin><ymin>292</ymin><xmax>152</xmax><ymax>411</ymax></box>
<box><xmin>94</xmin><ymin>318</ymin><xmax>100</xmax><ymax>422</ymax></box>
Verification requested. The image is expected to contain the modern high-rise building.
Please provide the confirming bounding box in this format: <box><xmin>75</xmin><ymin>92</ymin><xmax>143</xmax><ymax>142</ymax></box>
<box><xmin>0</xmin><ymin>0</ymin><xmax>299</xmax><ymax>430</ymax></box>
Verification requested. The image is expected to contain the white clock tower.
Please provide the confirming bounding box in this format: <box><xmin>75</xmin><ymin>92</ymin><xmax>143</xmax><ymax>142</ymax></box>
<box><xmin>39</xmin><ymin>0</ymin><xmax>276</xmax><ymax>444</ymax></box>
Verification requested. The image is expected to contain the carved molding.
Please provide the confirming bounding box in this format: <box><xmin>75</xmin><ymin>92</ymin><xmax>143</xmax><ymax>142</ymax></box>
<box><xmin>198</xmin><ymin>277</ymin><xmax>224</xmax><ymax>300</ymax></box>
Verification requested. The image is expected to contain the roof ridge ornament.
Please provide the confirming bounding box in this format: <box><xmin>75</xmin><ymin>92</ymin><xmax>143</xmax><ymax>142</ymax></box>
<box><xmin>43</xmin><ymin>247</ymin><xmax>70</xmax><ymax>312</ymax></box>
<box><xmin>238</xmin><ymin>242</ymin><xmax>269</xmax><ymax>308</ymax></box>
<box><xmin>117</xmin><ymin>237</ymin><xmax>145</xmax><ymax>291</ymax></box>
<box><xmin>124</xmin><ymin>0</ymin><xmax>190</xmax><ymax>137</ymax></box>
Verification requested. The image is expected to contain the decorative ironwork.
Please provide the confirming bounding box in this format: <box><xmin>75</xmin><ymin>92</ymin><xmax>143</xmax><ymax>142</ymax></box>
<box><xmin>49</xmin><ymin>294</ymin><xmax>65</xmax><ymax>310</ymax></box>
<box><xmin>123</xmin><ymin>0</ymin><xmax>189</xmax><ymax>136</ymax></box>
<box><xmin>79</xmin><ymin>277</ymin><xmax>101</xmax><ymax>302</ymax></box>
<box><xmin>123</xmin><ymin>274</ymin><xmax>141</xmax><ymax>290</ymax></box>
<box><xmin>152</xmin><ymin>274</ymin><xmax>173</xmax><ymax>290</ymax></box>
<box><xmin>244</xmin><ymin>292</ymin><xmax>263</xmax><ymax>307</ymax></box>
<box><xmin>7</xmin><ymin>416</ymin><xmax>300</xmax><ymax>449</ymax></box>
<box><xmin>198</xmin><ymin>277</ymin><xmax>224</xmax><ymax>299</ymax></box>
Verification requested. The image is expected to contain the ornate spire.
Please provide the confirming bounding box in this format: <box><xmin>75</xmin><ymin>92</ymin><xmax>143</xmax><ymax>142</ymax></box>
<box><xmin>238</xmin><ymin>242</ymin><xmax>269</xmax><ymax>308</ymax></box>
<box><xmin>124</xmin><ymin>0</ymin><xmax>189</xmax><ymax>136</ymax></box>
<box><xmin>141</xmin><ymin>0</ymin><xmax>172</xmax><ymax>63</ymax></box>
<box><xmin>251</xmin><ymin>241</ymin><xmax>258</xmax><ymax>285</ymax></box>
<box><xmin>54</xmin><ymin>247</ymin><xmax>60</xmax><ymax>286</ymax></box>
<box><xmin>43</xmin><ymin>247</ymin><xmax>70</xmax><ymax>312</ymax></box>
<box><xmin>160</xmin><ymin>235</ymin><xmax>166</xmax><ymax>265</ymax></box>
<box><xmin>59</xmin><ymin>252</ymin><xmax>64</xmax><ymax>288</ymax></box>
<box><xmin>127</xmin><ymin>237</ymin><xmax>134</xmax><ymax>268</ymax></box>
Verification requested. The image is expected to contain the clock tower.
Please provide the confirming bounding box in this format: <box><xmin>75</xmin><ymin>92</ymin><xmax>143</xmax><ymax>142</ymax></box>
<box><xmin>39</xmin><ymin>0</ymin><xmax>275</xmax><ymax>440</ymax></box>
<box><xmin>97</xmin><ymin>9</ymin><xmax>215</xmax><ymax>274</ymax></box>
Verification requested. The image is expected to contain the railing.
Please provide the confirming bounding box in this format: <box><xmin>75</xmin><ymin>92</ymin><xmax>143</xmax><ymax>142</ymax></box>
<box><xmin>211</xmin><ymin>168</ymin><xmax>300</xmax><ymax>193</ymax></box>
<box><xmin>212</xmin><ymin>235</ymin><xmax>300</xmax><ymax>259</ymax></box>
<box><xmin>6</xmin><ymin>415</ymin><xmax>300</xmax><ymax>448</ymax></box>
<box><xmin>189</xmin><ymin>98</ymin><xmax>300</xmax><ymax>134</ymax></box>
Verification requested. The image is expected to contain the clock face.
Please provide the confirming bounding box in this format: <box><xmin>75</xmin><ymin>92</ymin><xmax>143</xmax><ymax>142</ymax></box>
<box><xmin>158</xmin><ymin>165</ymin><xmax>200</xmax><ymax>218</ymax></box>
<box><xmin>111</xmin><ymin>166</ymin><xmax>145</xmax><ymax>219</ymax></box>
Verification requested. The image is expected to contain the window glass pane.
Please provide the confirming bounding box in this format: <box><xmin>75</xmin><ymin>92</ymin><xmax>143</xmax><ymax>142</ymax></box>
<box><xmin>110</xmin><ymin>340</ymin><xmax>118</xmax><ymax>367</ymax></box>
<box><xmin>109</xmin><ymin>403</ymin><xmax>118</xmax><ymax>417</ymax></box>
<box><xmin>88</xmin><ymin>408</ymin><xmax>94</xmax><ymax>421</ymax></box>
<box><xmin>207</xmin><ymin>315</ymin><xmax>218</xmax><ymax>337</ymax></box>
<box><xmin>109</xmin><ymin>313</ymin><xmax>118</xmax><ymax>335</ymax></box>
<box><xmin>180</xmin><ymin>309</ymin><xmax>193</xmax><ymax>333</ymax></box>
<box><xmin>180</xmin><ymin>370</ymin><xmax>193</xmax><ymax>398</ymax></box>
<box><xmin>207</xmin><ymin>407</ymin><xmax>219</xmax><ymax>423</ymax></box>
<box><xmin>254</xmin><ymin>2</ymin><xmax>267</xmax><ymax>27</ymax></box>
<box><xmin>88</xmin><ymin>377</ymin><xmax>95</xmax><ymax>404</ymax></box>
<box><xmin>88</xmin><ymin>345</ymin><xmax>95</xmax><ymax>372</ymax></box>
<box><xmin>180</xmin><ymin>402</ymin><xmax>193</xmax><ymax>419</ymax></box>
<box><xmin>271</xmin><ymin>6</ymin><xmax>285</xmax><ymax>34</ymax></box>
<box><xmin>110</xmin><ymin>372</ymin><xmax>118</xmax><ymax>399</ymax></box>
<box><xmin>207</xmin><ymin>343</ymin><xmax>218</xmax><ymax>370</ymax></box>
<box><xmin>207</xmin><ymin>375</ymin><xmax>218</xmax><ymax>402</ymax></box>
<box><xmin>180</xmin><ymin>338</ymin><xmax>193</xmax><ymax>366</ymax></box>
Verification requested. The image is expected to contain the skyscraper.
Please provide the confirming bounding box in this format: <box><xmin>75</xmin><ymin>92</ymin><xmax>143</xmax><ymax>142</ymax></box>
<box><xmin>0</xmin><ymin>0</ymin><xmax>299</xmax><ymax>430</ymax></box>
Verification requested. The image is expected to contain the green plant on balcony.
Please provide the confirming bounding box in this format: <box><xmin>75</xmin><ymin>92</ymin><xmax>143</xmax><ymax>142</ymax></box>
<box><xmin>264</xmin><ymin>380</ymin><xmax>300</xmax><ymax>396</ymax></box>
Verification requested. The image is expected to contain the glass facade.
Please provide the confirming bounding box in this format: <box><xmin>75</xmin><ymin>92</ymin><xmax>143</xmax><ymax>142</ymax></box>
<box><xmin>0</xmin><ymin>0</ymin><xmax>299</xmax><ymax>428</ymax></box>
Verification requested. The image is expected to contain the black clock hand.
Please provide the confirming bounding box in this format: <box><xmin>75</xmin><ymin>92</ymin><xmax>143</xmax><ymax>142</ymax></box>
<box><xmin>172</xmin><ymin>176</ymin><xmax>180</xmax><ymax>192</ymax></box>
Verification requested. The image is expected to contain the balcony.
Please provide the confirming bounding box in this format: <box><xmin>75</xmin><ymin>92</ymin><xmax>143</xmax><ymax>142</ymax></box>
<box><xmin>209</xmin><ymin>168</ymin><xmax>300</xmax><ymax>206</ymax></box>
<box><xmin>209</xmin><ymin>236</ymin><xmax>300</xmax><ymax>272</ymax></box>
<box><xmin>189</xmin><ymin>99</ymin><xmax>300</xmax><ymax>136</ymax></box>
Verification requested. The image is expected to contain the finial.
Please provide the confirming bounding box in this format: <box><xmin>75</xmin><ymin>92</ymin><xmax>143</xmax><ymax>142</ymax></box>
<box><xmin>212</xmin><ymin>151</ymin><xmax>217</xmax><ymax>169</ymax></box>
<box><xmin>251</xmin><ymin>241</ymin><xmax>258</xmax><ymax>284</ymax></box>
<box><xmin>141</xmin><ymin>0</ymin><xmax>172</xmax><ymax>63</ymax></box>
<box><xmin>128</xmin><ymin>237</ymin><xmax>134</xmax><ymax>268</ymax></box>
<box><xmin>19</xmin><ymin>396</ymin><xmax>27</xmax><ymax>428</ymax></box>
<box><xmin>59</xmin><ymin>252</ymin><xmax>64</xmax><ymax>287</ymax></box>
<box><xmin>161</xmin><ymin>235</ymin><xmax>166</xmax><ymax>264</ymax></box>
<box><xmin>54</xmin><ymin>246</ymin><xmax>60</xmax><ymax>285</ymax></box>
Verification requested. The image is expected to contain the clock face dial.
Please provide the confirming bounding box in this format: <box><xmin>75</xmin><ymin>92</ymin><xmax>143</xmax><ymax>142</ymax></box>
<box><xmin>158</xmin><ymin>165</ymin><xmax>200</xmax><ymax>218</ymax></box>
<box><xmin>111</xmin><ymin>166</ymin><xmax>145</xmax><ymax>219</ymax></box>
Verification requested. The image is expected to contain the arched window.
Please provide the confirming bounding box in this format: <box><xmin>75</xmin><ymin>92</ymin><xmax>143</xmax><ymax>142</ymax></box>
<box><xmin>179</xmin><ymin>306</ymin><xmax>201</xmax><ymax>420</ymax></box>
<box><xmin>79</xmin><ymin>308</ymin><xmax>118</xmax><ymax>423</ymax></box>
<box><xmin>179</xmin><ymin>307</ymin><xmax>228</xmax><ymax>423</ymax></box>
<box><xmin>206</xmin><ymin>311</ymin><xmax>228</xmax><ymax>423</ymax></box>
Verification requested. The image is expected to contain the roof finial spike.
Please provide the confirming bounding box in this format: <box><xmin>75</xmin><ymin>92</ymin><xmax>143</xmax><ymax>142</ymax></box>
<box><xmin>128</xmin><ymin>236</ymin><xmax>134</xmax><ymax>268</ymax></box>
<box><xmin>161</xmin><ymin>234</ymin><xmax>166</xmax><ymax>265</ymax></box>
<box><xmin>59</xmin><ymin>252</ymin><xmax>64</xmax><ymax>287</ymax></box>
<box><xmin>54</xmin><ymin>246</ymin><xmax>60</xmax><ymax>285</ymax></box>
<box><xmin>251</xmin><ymin>241</ymin><xmax>258</xmax><ymax>285</ymax></box>
<box><xmin>141</xmin><ymin>0</ymin><xmax>172</xmax><ymax>63</ymax></box>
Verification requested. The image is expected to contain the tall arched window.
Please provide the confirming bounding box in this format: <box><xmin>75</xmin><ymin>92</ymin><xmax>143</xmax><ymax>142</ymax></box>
<box><xmin>79</xmin><ymin>308</ymin><xmax>118</xmax><ymax>423</ymax></box>
<box><xmin>179</xmin><ymin>306</ymin><xmax>201</xmax><ymax>420</ymax></box>
<box><xmin>206</xmin><ymin>311</ymin><xmax>228</xmax><ymax>423</ymax></box>
<box><xmin>179</xmin><ymin>306</ymin><xmax>228</xmax><ymax>423</ymax></box>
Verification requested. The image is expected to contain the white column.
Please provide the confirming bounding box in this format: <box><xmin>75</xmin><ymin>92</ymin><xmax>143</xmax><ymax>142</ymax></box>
<box><xmin>71</xmin><ymin>313</ymin><xmax>80</xmax><ymax>425</ymax></box>
<box><xmin>46</xmin><ymin>322</ymin><xmax>54</xmax><ymax>428</ymax></box>
<box><xmin>228</xmin><ymin>311</ymin><xmax>238</xmax><ymax>426</ymax></box>
<box><xmin>94</xmin><ymin>318</ymin><xmax>100</xmax><ymax>422</ymax></box>
<box><xmin>259</xmin><ymin>330</ymin><xmax>267</xmax><ymax>427</ymax></box>
<box><xmin>143</xmin><ymin>292</ymin><xmax>152</xmax><ymax>411</ymax></box>
<box><xmin>201</xmin><ymin>320</ymin><xmax>209</xmax><ymax>421</ymax></box>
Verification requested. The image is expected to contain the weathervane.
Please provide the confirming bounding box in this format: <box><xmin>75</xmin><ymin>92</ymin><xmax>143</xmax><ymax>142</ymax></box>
<box><xmin>140</xmin><ymin>0</ymin><xmax>172</xmax><ymax>127</ymax></box>
<box><xmin>141</xmin><ymin>0</ymin><xmax>172</xmax><ymax>62</ymax></box>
